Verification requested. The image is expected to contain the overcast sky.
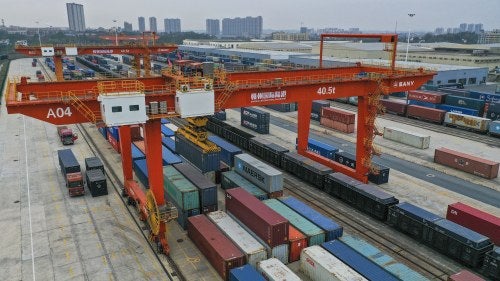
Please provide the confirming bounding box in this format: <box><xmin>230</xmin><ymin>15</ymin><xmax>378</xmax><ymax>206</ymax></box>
<box><xmin>2</xmin><ymin>0</ymin><xmax>499</xmax><ymax>32</ymax></box>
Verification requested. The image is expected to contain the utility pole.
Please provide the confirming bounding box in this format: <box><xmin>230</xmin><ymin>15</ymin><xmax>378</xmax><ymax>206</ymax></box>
<box><xmin>405</xmin><ymin>13</ymin><xmax>415</xmax><ymax>62</ymax></box>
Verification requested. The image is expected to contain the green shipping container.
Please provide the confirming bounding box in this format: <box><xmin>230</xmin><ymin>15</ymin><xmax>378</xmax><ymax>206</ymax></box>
<box><xmin>445</xmin><ymin>95</ymin><xmax>485</xmax><ymax>113</ymax></box>
<box><xmin>263</xmin><ymin>199</ymin><xmax>325</xmax><ymax>246</ymax></box>
<box><xmin>221</xmin><ymin>171</ymin><xmax>268</xmax><ymax>201</ymax></box>
<box><xmin>163</xmin><ymin>166</ymin><xmax>199</xmax><ymax>210</ymax></box>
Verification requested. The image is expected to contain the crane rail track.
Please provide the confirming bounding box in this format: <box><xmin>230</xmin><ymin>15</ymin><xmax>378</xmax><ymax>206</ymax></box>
<box><xmin>330</xmin><ymin>101</ymin><xmax>500</xmax><ymax>147</ymax></box>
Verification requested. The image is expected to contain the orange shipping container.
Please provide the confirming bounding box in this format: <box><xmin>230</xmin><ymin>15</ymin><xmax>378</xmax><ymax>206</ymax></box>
<box><xmin>133</xmin><ymin>140</ymin><xmax>146</xmax><ymax>154</ymax></box>
<box><xmin>288</xmin><ymin>225</ymin><xmax>307</xmax><ymax>263</ymax></box>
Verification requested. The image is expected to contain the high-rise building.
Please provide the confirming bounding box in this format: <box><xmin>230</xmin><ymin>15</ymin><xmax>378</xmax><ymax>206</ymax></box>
<box><xmin>138</xmin><ymin>17</ymin><xmax>145</xmax><ymax>32</ymax></box>
<box><xmin>164</xmin><ymin>18</ymin><xmax>181</xmax><ymax>33</ymax></box>
<box><xmin>474</xmin><ymin>24</ymin><xmax>483</xmax><ymax>33</ymax></box>
<box><xmin>478</xmin><ymin>29</ymin><xmax>500</xmax><ymax>44</ymax></box>
<box><xmin>66</xmin><ymin>3</ymin><xmax>86</xmax><ymax>32</ymax></box>
<box><xmin>149</xmin><ymin>17</ymin><xmax>157</xmax><ymax>33</ymax></box>
<box><xmin>435</xmin><ymin>27</ymin><xmax>445</xmax><ymax>35</ymax></box>
<box><xmin>221</xmin><ymin>16</ymin><xmax>262</xmax><ymax>38</ymax></box>
<box><xmin>124</xmin><ymin>21</ymin><xmax>133</xmax><ymax>32</ymax></box>
<box><xmin>467</xmin><ymin>23</ymin><xmax>474</xmax><ymax>32</ymax></box>
<box><xmin>206</xmin><ymin>19</ymin><xmax>220</xmax><ymax>36</ymax></box>
<box><xmin>459</xmin><ymin>23</ymin><xmax>467</xmax><ymax>32</ymax></box>
<box><xmin>446</xmin><ymin>27</ymin><xmax>453</xmax><ymax>34</ymax></box>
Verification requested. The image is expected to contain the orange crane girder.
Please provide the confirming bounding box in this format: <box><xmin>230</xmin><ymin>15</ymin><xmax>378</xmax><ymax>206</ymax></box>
<box><xmin>15</xmin><ymin>45</ymin><xmax>177</xmax><ymax>56</ymax></box>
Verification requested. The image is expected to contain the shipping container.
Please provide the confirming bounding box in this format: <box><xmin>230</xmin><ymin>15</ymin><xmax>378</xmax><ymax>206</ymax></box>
<box><xmin>321</xmin><ymin>107</ymin><xmax>356</xmax><ymax>124</ymax></box>
<box><xmin>301</xmin><ymin>245</ymin><xmax>368</xmax><ymax>281</ymax></box>
<box><xmin>225</xmin><ymin>188</ymin><xmax>289</xmax><ymax>247</ymax></box>
<box><xmin>320</xmin><ymin>118</ymin><xmax>356</xmax><ymax>133</ymax></box>
<box><xmin>388</xmin><ymin>202</ymin><xmax>443</xmax><ymax>240</ymax></box>
<box><xmin>408</xmin><ymin>99</ymin><xmax>439</xmax><ymax>109</ymax></box>
<box><xmin>214</xmin><ymin>111</ymin><xmax>227</xmax><ymax>121</ymax></box>
<box><xmin>288</xmin><ymin>225</ymin><xmax>307</xmax><ymax>263</ymax></box>
<box><xmin>438</xmin><ymin>104</ymin><xmax>479</xmax><ymax>117</ymax></box>
<box><xmin>379</xmin><ymin>99</ymin><xmax>407</xmax><ymax>116</ymax></box>
<box><xmin>281</xmin><ymin>152</ymin><xmax>332</xmax><ymax>188</ymax></box>
<box><xmin>248</xmin><ymin>138</ymin><xmax>289</xmax><ymax>168</ymax></box>
<box><xmin>131</xmin><ymin>143</ymin><xmax>146</xmax><ymax>160</ymax></box>
<box><xmin>265</xmin><ymin>103</ymin><xmax>297</xmax><ymax>112</ymax></box>
<box><xmin>162</xmin><ymin>146</ymin><xmax>182</xmax><ymax>165</ymax></box>
<box><xmin>221</xmin><ymin>171</ymin><xmax>268</xmax><ymax>200</ymax></box>
<box><xmin>208</xmin><ymin>135</ymin><xmax>242</xmax><ymax>167</ymax></box>
<box><xmin>487</xmin><ymin>103</ymin><xmax>500</xmax><ymax>121</ymax></box>
<box><xmin>161</xmin><ymin>118</ymin><xmax>169</xmax><ymax>124</ymax></box>
<box><xmin>133</xmin><ymin>159</ymin><xmax>149</xmax><ymax>188</ymax></box>
<box><xmin>469</xmin><ymin>91</ymin><xmax>500</xmax><ymax>103</ymax></box>
<box><xmin>263</xmin><ymin>199</ymin><xmax>326</xmax><ymax>246</ymax></box>
<box><xmin>98</xmin><ymin>126</ymin><xmax>107</xmax><ymax>139</ymax></box>
<box><xmin>107</xmin><ymin>133</ymin><xmax>121</xmax><ymax>153</ymax></box>
<box><xmin>444</xmin><ymin>112</ymin><xmax>491</xmax><ymax>133</ymax></box>
<box><xmin>170</xmin><ymin>196</ymin><xmax>200</xmax><ymax>229</ymax></box>
<box><xmin>280</xmin><ymin>196</ymin><xmax>343</xmax><ymax>242</ymax></box>
<box><xmin>333</xmin><ymin>151</ymin><xmax>356</xmax><ymax>168</ymax></box>
<box><xmin>165</xmin><ymin>123</ymin><xmax>178</xmax><ymax>132</ymax></box>
<box><xmin>312</xmin><ymin>100</ymin><xmax>330</xmax><ymax>113</ymax></box>
<box><xmin>187</xmin><ymin>215</ymin><xmax>245</xmax><ymax>281</ymax></box>
<box><xmin>407</xmin><ymin>105</ymin><xmax>446</xmax><ymax>124</ymax></box>
<box><xmin>322</xmin><ymin>240</ymin><xmax>399</xmax><ymax>281</ymax></box>
<box><xmin>173</xmin><ymin>163</ymin><xmax>217</xmax><ymax>210</ymax></box>
<box><xmin>241</xmin><ymin>119</ymin><xmax>269</xmax><ymax>134</ymax></box>
<box><xmin>299</xmin><ymin>138</ymin><xmax>339</xmax><ymax>160</ymax></box>
<box><xmin>208</xmin><ymin>211</ymin><xmax>267</xmax><ymax>268</ymax></box>
<box><xmin>445</xmin><ymin>95</ymin><xmax>486</xmax><ymax>114</ymax></box>
<box><xmin>163</xmin><ymin>165</ymin><xmax>199</xmax><ymax>210</ymax></box>
<box><xmin>175</xmin><ymin>133</ymin><xmax>219</xmax><ymax>173</ymax></box>
<box><xmin>86</xmin><ymin>169</ymin><xmax>107</xmax><ymax>197</ymax></box>
<box><xmin>107</xmin><ymin>126</ymin><xmax>120</xmax><ymax>141</ymax></box>
<box><xmin>161</xmin><ymin>124</ymin><xmax>175</xmax><ymax>137</ymax></box>
<box><xmin>383</xmin><ymin>127</ymin><xmax>430</xmax><ymax>149</ymax></box>
<box><xmin>408</xmin><ymin>90</ymin><xmax>447</xmax><ymax>104</ymax></box>
<box><xmin>241</xmin><ymin>107</ymin><xmax>270</xmax><ymax>123</ymax></box>
<box><xmin>323</xmin><ymin>172</ymin><xmax>362</xmax><ymax>197</ymax></box>
<box><xmin>447</xmin><ymin>202</ymin><xmax>500</xmax><ymax>245</ymax></box>
<box><xmin>257</xmin><ymin>258</ymin><xmax>301</xmax><ymax>281</ymax></box>
<box><xmin>447</xmin><ymin>270</ymin><xmax>486</xmax><ymax>281</ymax></box>
<box><xmin>85</xmin><ymin>157</ymin><xmax>104</xmax><ymax>174</ymax></box>
<box><xmin>229</xmin><ymin>264</ymin><xmax>265</xmax><ymax>281</ymax></box>
<box><xmin>340</xmin><ymin>235</ymin><xmax>429</xmax><ymax>281</ymax></box>
<box><xmin>434</xmin><ymin>147</ymin><xmax>499</xmax><ymax>179</ymax></box>
<box><xmin>224</xmin><ymin>125</ymin><xmax>255</xmax><ymax>150</ymax></box>
<box><xmin>333</xmin><ymin>152</ymin><xmax>390</xmax><ymax>184</ymax></box>
<box><xmin>490</xmin><ymin>121</ymin><xmax>500</xmax><ymax>137</ymax></box>
<box><xmin>482</xmin><ymin>248</ymin><xmax>500</xmax><ymax>280</ymax></box>
<box><xmin>234</xmin><ymin>154</ymin><xmax>283</xmax><ymax>193</ymax></box>
<box><xmin>58</xmin><ymin>149</ymin><xmax>81</xmax><ymax>175</ymax></box>
<box><xmin>161</xmin><ymin>136</ymin><xmax>176</xmax><ymax>153</ymax></box>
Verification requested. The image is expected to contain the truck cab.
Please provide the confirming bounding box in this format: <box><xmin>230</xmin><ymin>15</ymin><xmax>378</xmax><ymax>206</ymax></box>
<box><xmin>58</xmin><ymin>126</ymin><xmax>78</xmax><ymax>145</ymax></box>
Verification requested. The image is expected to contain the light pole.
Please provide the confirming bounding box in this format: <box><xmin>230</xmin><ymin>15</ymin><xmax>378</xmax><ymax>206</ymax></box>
<box><xmin>35</xmin><ymin>21</ymin><xmax>41</xmax><ymax>47</ymax></box>
<box><xmin>405</xmin><ymin>13</ymin><xmax>415</xmax><ymax>62</ymax></box>
<box><xmin>113</xmin><ymin>20</ymin><xmax>118</xmax><ymax>46</ymax></box>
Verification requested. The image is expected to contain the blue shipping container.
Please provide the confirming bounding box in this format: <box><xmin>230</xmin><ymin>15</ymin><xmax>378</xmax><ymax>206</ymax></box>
<box><xmin>133</xmin><ymin>159</ymin><xmax>149</xmax><ymax>188</ymax></box>
<box><xmin>469</xmin><ymin>91</ymin><xmax>500</xmax><ymax>103</ymax></box>
<box><xmin>169</xmin><ymin>195</ymin><xmax>200</xmax><ymax>230</ymax></box>
<box><xmin>98</xmin><ymin>127</ymin><xmax>107</xmax><ymax>139</ymax></box>
<box><xmin>280</xmin><ymin>196</ymin><xmax>343</xmax><ymax>241</ymax></box>
<box><xmin>490</xmin><ymin>121</ymin><xmax>500</xmax><ymax>136</ymax></box>
<box><xmin>162</xmin><ymin>146</ymin><xmax>182</xmax><ymax>165</ymax></box>
<box><xmin>407</xmin><ymin>100</ymin><xmax>439</xmax><ymax>109</ymax></box>
<box><xmin>322</xmin><ymin>240</ymin><xmax>400</xmax><ymax>281</ymax></box>
<box><xmin>175</xmin><ymin>133</ymin><xmax>220</xmax><ymax>173</ymax></box>
<box><xmin>438</xmin><ymin>104</ymin><xmax>479</xmax><ymax>116</ymax></box>
<box><xmin>340</xmin><ymin>235</ymin><xmax>429</xmax><ymax>281</ymax></box>
<box><xmin>161</xmin><ymin>124</ymin><xmax>175</xmax><ymax>137</ymax></box>
<box><xmin>131</xmin><ymin>143</ymin><xmax>146</xmax><ymax>160</ymax></box>
<box><xmin>208</xmin><ymin>135</ymin><xmax>242</xmax><ymax>167</ymax></box>
<box><xmin>307</xmin><ymin>138</ymin><xmax>338</xmax><ymax>160</ymax></box>
<box><xmin>229</xmin><ymin>264</ymin><xmax>265</xmax><ymax>281</ymax></box>
<box><xmin>161</xmin><ymin>118</ymin><xmax>170</xmax><ymax>124</ymax></box>
<box><xmin>107</xmin><ymin>126</ymin><xmax>120</xmax><ymax>141</ymax></box>
<box><xmin>433</xmin><ymin>219</ymin><xmax>491</xmax><ymax>249</ymax></box>
<box><xmin>162</xmin><ymin>136</ymin><xmax>176</xmax><ymax>153</ymax></box>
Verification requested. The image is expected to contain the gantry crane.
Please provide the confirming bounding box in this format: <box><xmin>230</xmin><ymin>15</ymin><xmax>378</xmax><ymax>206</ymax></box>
<box><xmin>5</xmin><ymin>34</ymin><xmax>436</xmax><ymax>255</ymax></box>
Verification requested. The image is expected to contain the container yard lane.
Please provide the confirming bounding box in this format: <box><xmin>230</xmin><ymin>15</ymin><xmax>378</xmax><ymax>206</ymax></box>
<box><xmin>0</xmin><ymin>58</ymin><xmax>176</xmax><ymax>281</ymax></box>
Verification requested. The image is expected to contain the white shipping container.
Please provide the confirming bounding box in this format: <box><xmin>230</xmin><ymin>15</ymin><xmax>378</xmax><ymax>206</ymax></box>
<box><xmin>383</xmin><ymin>126</ymin><xmax>430</xmax><ymax>149</ymax></box>
<box><xmin>208</xmin><ymin>211</ymin><xmax>268</xmax><ymax>268</ymax></box>
<box><xmin>258</xmin><ymin>258</ymin><xmax>302</xmax><ymax>281</ymax></box>
<box><xmin>300</xmin><ymin>246</ymin><xmax>367</xmax><ymax>281</ymax></box>
<box><xmin>444</xmin><ymin>112</ymin><xmax>491</xmax><ymax>131</ymax></box>
<box><xmin>165</xmin><ymin>123</ymin><xmax>178</xmax><ymax>132</ymax></box>
<box><xmin>234</xmin><ymin>153</ymin><xmax>283</xmax><ymax>193</ymax></box>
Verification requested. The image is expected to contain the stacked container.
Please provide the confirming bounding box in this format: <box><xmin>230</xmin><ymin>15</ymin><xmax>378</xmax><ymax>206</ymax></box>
<box><xmin>229</xmin><ymin>265</ymin><xmax>265</xmax><ymax>281</ymax></box>
<box><xmin>161</xmin><ymin>136</ymin><xmax>176</xmax><ymax>153</ymax></box>
<box><xmin>487</xmin><ymin>103</ymin><xmax>500</xmax><ymax>121</ymax></box>
<box><xmin>444</xmin><ymin>95</ymin><xmax>486</xmax><ymax>116</ymax></box>
<box><xmin>407</xmin><ymin>105</ymin><xmax>446</xmax><ymax>124</ymax></box>
<box><xmin>320</xmin><ymin>107</ymin><xmax>356</xmax><ymax>133</ymax></box>
<box><xmin>444</xmin><ymin>112</ymin><xmax>491</xmax><ymax>133</ymax></box>
<box><xmin>208</xmin><ymin>135</ymin><xmax>242</xmax><ymax>167</ymax></box>
<box><xmin>133</xmin><ymin>159</ymin><xmax>149</xmax><ymax>188</ymax></box>
<box><xmin>233</xmin><ymin>154</ymin><xmax>283</xmax><ymax>197</ymax></box>
<box><xmin>161</xmin><ymin>124</ymin><xmax>175</xmax><ymax>137</ymax></box>
<box><xmin>175</xmin><ymin>133</ymin><xmax>220</xmax><ymax>173</ymax></box>
<box><xmin>299</xmin><ymin>138</ymin><xmax>339</xmax><ymax>160</ymax></box>
<box><xmin>173</xmin><ymin>163</ymin><xmax>218</xmax><ymax>214</ymax></box>
<box><xmin>161</xmin><ymin>146</ymin><xmax>183</xmax><ymax>165</ymax></box>
<box><xmin>257</xmin><ymin>258</ymin><xmax>301</xmax><ymax>281</ymax></box>
<box><xmin>163</xmin><ymin>165</ymin><xmax>200</xmax><ymax>229</ymax></box>
<box><xmin>241</xmin><ymin>107</ymin><xmax>270</xmax><ymax>134</ymax></box>
<box><xmin>265</xmin><ymin>103</ymin><xmax>297</xmax><ymax>112</ymax></box>
<box><xmin>311</xmin><ymin>100</ymin><xmax>330</xmax><ymax>121</ymax></box>
<box><xmin>379</xmin><ymin>99</ymin><xmax>407</xmax><ymax>116</ymax></box>
<box><xmin>221</xmin><ymin>171</ymin><xmax>268</xmax><ymax>200</ymax></box>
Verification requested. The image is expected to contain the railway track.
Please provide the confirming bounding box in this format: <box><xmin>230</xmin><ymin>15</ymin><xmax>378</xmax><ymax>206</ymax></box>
<box><xmin>282</xmin><ymin>175</ymin><xmax>455</xmax><ymax>281</ymax></box>
<box><xmin>330</xmin><ymin>101</ymin><xmax>500</xmax><ymax>148</ymax></box>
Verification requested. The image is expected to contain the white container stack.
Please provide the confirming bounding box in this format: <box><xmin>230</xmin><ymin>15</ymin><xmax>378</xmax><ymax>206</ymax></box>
<box><xmin>234</xmin><ymin>153</ymin><xmax>283</xmax><ymax>193</ymax></box>
<box><xmin>257</xmin><ymin>258</ymin><xmax>302</xmax><ymax>281</ymax></box>
<box><xmin>383</xmin><ymin>127</ymin><xmax>430</xmax><ymax>149</ymax></box>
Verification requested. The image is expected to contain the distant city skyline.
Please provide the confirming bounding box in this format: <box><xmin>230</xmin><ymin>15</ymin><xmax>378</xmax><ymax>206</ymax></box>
<box><xmin>2</xmin><ymin>0</ymin><xmax>499</xmax><ymax>32</ymax></box>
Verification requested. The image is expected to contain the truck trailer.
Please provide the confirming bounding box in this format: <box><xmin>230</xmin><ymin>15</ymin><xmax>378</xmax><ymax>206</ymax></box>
<box><xmin>57</xmin><ymin>149</ymin><xmax>85</xmax><ymax>196</ymax></box>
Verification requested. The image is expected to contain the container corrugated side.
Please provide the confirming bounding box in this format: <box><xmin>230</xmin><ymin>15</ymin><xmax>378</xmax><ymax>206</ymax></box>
<box><xmin>288</xmin><ymin>225</ymin><xmax>307</xmax><ymax>263</ymax></box>
<box><xmin>161</xmin><ymin>124</ymin><xmax>175</xmax><ymax>137</ymax></box>
<box><xmin>263</xmin><ymin>199</ymin><xmax>325</xmax><ymax>246</ymax></box>
<box><xmin>280</xmin><ymin>196</ymin><xmax>343</xmax><ymax>241</ymax></box>
<box><xmin>208</xmin><ymin>211</ymin><xmax>267</xmax><ymax>268</ymax></box>
<box><xmin>300</xmin><ymin>245</ymin><xmax>367</xmax><ymax>281</ymax></box>
<box><xmin>434</xmin><ymin>147</ymin><xmax>499</xmax><ymax>179</ymax></box>
<box><xmin>162</xmin><ymin>146</ymin><xmax>182</xmax><ymax>165</ymax></box>
<box><xmin>340</xmin><ymin>235</ymin><xmax>429</xmax><ymax>281</ymax></box>
<box><xmin>228</xmin><ymin>212</ymin><xmax>289</xmax><ymax>264</ymax></box>
<box><xmin>229</xmin><ymin>264</ymin><xmax>265</xmax><ymax>281</ymax></box>
<box><xmin>322</xmin><ymin>240</ymin><xmax>400</xmax><ymax>281</ymax></box>
<box><xmin>162</xmin><ymin>136</ymin><xmax>176</xmax><ymax>152</ymax></box>
<box><xmin>234</xmin><ymin>154</ymin><xmax>283</xmax><ymax>193</ymax></box>
<box><xmin>221</xmin><ymin>171</ymin><xmax>268</xmax><ymax>200</ymax></box>
<box><xmin>131</xmin><ymin>143</ymin><xmax>146</xmax><ymax>160</ymax></box>
<box><xmin>448</xmin><ymin>270</ymin><xmax>487</xmax><ymax>281</ymax></box>
<box><xmin>438</xmin><ymin>104</ymin><xmax>479</xmax><ymax>116</ymax></box>
<box><xmin>163</xmin><ymin>165</ymin><xmax>199</xmax><ymax>210</ymax></box>
<box><xmin>208</xmin><ymin>135</ymin><xmax>242</xmax><ymax>167</ymax></box>
<box><xmin>133</xmin><ymin>159</ymin><xmax>149</xmax><ymax>188</ymax></box>
<box><xmin>175</xmin><ymin>133</ymin><xmax>220</xmax><ymax>173</ymax></box>
<box><xmin>257</xmin><ymin>258</ymin><xmax>301</xmax><ymax>281</ymax></box>
<box><xmin>383</xmin><ymin>127</ymin><xmax>430</xmax><ymax>149</ymax></box>
<box><xmin>433</xmin><ymin>219</ymin><xmax>492</xmax><ymax>249</ymax></box>
<box><xmin>447</xmin><ymin>202</ymin><xmax>500</xmax><ymax>245</ymax></box>
<box><xmin>444</xmin><ymin>112</ymin><xmax>491</xmax><ymax>131</ymax></box>
<box><xmin>173</xmin><ymin>163</ymin><xmax>217</xmax><ymax>208</ymax></box>
<box><xmin>170</xmin><ymin>196</ymin><xmax>200</xmax><ymax>229</ymax></box>
<box><xmin>187</xmin><ymin>215</ymin><xmax>245</xmax><ymax>281</ymax></box>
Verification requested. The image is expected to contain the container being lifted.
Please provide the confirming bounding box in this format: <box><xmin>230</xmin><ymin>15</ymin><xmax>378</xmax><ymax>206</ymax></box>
<box><xmin>57</xmin><ymin>149</ymin><xmax>84</xmax><ymax>196</ymax></box>
<box><xmin>57</xmin><ymin>126</ymin><xmax>78</xmax><ymax>145</ymax></box>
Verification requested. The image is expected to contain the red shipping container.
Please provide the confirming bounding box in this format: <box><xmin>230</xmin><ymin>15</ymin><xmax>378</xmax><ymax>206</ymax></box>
<box><xmin>288</xmin><ymin>225</ymin><xmax>307</xmax><ymax>263</ymax></box>
<box><xmin>446</xmin><ymin>202</ymin><xmax>500</xmax><ymax>245</ymax></box>
<box><xmin>434</xmin><ymin>147</ymin><xmax>499</xmax><ymax>179</ymax></box>
<box><xmin>380</xmin><ymin>99</ymin><xmax>407</xmax><ymax>115</ymax></box>
<box><xmin>225</xmin><ymin>188</ymin><xmax>289</xmax><ymax>247</ymax></box>
<box><xmin>187</xmin><ymin>215</ymin><xmax>245</xmax><ymax>281</ymax></box>
<box><xmin>268</xmin><ymin>190</ymin><xmax>284</xmax><ymax>199</ymax></box>
<box><xmin>320</xmin><ymin>117</ymin><xmax>334</xmax><ymax>128</ymax></box>
<box><xmin>408</xmin><ymin>90</ymin><xmax>447</xmax><ymax>104</ymax></box>
<box><xmin>321</xmin><ymin>107</ymin><xmax>356</xmax><ymax>124</ymax></box>
<box><xmin>133</xmin><ymin>140</ymin><xmax>146</xmax><ymax>154</ymax></box>
<box><xmin>320</xmin><ymin>118</ymin><xmax>355</xmax><ymax>133</ymax></box>
<box><xmin>107</xmin><ymin>134</ymin><xmax>121</xmax><ymax>153</ymax></box>
<box><xmin>447</xmin><ymin>269</ymin><xmax>485</xmax><ymax>281</ymax></box>
<box><xmin>130</xmin><ymin>125</ymin><xmax>142</xmax><ymax>141</ymax></box>
<box><xmin>407</xmin><ymin>105</ymin><xmax>446</xmax><ymax>124</ymax></box>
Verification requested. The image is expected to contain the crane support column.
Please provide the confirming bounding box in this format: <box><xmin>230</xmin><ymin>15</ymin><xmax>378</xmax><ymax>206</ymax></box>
<box><xmin>296</xmin><ymin>101</ymin><xmax>312</xmax><ymax>153</ymax></box>
<box><xmin>54</xmin><ymin>55</ymin><xmax>64</xmax><ymax>81</ymax></box>
<box><xmin>118</xmin><ymin>125</ymin><xmax>133</xmax><ymax>182</ymax></box>
<box><xmin>356</xmin><ymin>96</ymin><xmax>370</xmax><ymax>182</ymax></box>
<box><xmin>134</xmin><ymin>55</ymin><xmax>141</xmax><ymax>78</ymax></box>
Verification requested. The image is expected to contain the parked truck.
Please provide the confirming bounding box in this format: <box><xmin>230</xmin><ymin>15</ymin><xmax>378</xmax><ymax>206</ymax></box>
<box><xmin>57</xmin><ymin>149</ymin><xmax>85</xmax><ymax>196</ymax></box>
<box><xmin>57</xmin><ymin>126</ymin><xmax>78</xmax><ymax>145</ymax></box>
